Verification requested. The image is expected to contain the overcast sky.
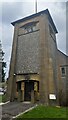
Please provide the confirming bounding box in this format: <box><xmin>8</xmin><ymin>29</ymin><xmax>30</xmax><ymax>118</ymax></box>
<box><xmin>0</xmin><ymin>0</ymin><xmax>67</xmax><ymax>78</ymax></box>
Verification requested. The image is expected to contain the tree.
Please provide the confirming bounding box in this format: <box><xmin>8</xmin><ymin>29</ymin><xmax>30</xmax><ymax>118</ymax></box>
<box><xmin>2</xmin><ymin>51</ymin><xmax>6</xmax><ymax>82</ymax></box>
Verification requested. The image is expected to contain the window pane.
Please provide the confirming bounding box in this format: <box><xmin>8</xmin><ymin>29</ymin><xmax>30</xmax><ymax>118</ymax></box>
<box><xmin>61</xmin><ymin>67</ymin><xmax>65</xmax><ymax>75</ymax></box>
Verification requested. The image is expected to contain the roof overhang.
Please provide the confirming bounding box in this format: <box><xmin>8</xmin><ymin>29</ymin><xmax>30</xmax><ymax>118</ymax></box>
<box><xmin>11</xmin><ymin>9</ymin><xmax>58</xmax><ymax>34</ymax></box>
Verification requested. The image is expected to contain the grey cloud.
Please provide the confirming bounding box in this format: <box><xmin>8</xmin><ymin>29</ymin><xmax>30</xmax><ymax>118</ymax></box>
<box><xmin>2</xmin><ymin>24</ymin><xmax>13</xmax><ymax>70</ymax></box>
<box><xmin>51</xmin><ymin>2</ymin><xmax>66</xmax><ymax>32</ymax></box>
<box><xmin>57</xmin><ymin>31</ymin><xmax>66</xmax><ymax>53</ymax></box>
<box><xmin>2</xmin><ymin>2</ymin><xmax>35</xmax><ymax>25</ymax></box>
<box><xmin>2</xmin><ymin>2</ymin><xmax>23</xmax><ymax>24</ymax></box>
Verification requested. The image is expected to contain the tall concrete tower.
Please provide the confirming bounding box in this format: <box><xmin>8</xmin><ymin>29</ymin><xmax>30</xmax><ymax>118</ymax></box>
<box><xmin>7</xmin><ymin>9</ymin><xmax>58</xmax><ymax>105</ymax></box>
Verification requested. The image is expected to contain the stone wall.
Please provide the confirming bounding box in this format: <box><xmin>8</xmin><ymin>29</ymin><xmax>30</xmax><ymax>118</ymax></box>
<box><xmin>58</xmin><ymin>50</ymin><xmax>67</xmax><ymax>89</ymax></box>
<box><xmin>57</xmin><ymin>50</ymin><xmax>68</xmax><ymax>105</ymax></box>
<box><xmin>16</xmin><ymin>30</ymin><xmax>40</xmax><ymax>74</ymax></box>
<box><xmin>48</xmin><ymin>25</ymin><xmax>58</xmax><ymax>95</ymax></box>
<box><xmin>7</xmin><ymin>13</ymin><xmax>58</xmax><ymax>105</ymax></box>
<box><xmin>0</xmin><ymin>62</ymin><xmax>2</xmax><ymax>82</ymax></box>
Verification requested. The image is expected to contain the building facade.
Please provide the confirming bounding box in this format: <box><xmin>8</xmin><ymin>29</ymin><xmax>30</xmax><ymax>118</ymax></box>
<box><xmin>57</xmin><ymin>50</ymin><xmax>68</xmax><ymax>105</ymax></box>
<box><xmin>7</xmin><ymin>9</ymin><xmax>68</xmax><ymax>105</ymax></box>
<box><xmin>0</xmin><ymin>41</ymin><xmax>2</xmax><ymax>82</ymax></box>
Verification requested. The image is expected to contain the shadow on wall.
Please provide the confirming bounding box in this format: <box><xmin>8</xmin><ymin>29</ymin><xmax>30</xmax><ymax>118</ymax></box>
<box><xmin>58</xmin><ymin>89</ymin><xmax>68</xmax><ymax>106</ymax></box>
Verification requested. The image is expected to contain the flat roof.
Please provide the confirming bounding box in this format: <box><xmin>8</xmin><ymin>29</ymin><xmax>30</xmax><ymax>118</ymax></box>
<box><xmin>11</xmin><ymin>9</ymin><xmax>58</xmax><ymax>33</ymax></box>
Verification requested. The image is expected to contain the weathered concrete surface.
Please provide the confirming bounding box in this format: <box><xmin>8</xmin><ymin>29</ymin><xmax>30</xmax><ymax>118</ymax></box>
<box><xmin>0</xmin><ymin>105</ymin><xmax>2</xmax><ymax>120</ymax></box>
<box><xmin>1</xmin><ymin>102</ymin><xmax>35</xmax><ymax>120</ymax></box>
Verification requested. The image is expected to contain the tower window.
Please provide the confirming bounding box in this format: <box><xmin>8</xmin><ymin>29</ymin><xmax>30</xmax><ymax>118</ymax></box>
<box><xmin>25</xmin><ymin>26</ymin><xmax>33</xmax><ymax>33</ymax></box>
<box><xmin>61</xmin><ymin>67</ymin><xmax>66</xmax><ymax>76</ymax></box>
<box><xmin>20</xmin><ymin>21</ymin><xmax>39</xmax><ymax>34</ymax></box>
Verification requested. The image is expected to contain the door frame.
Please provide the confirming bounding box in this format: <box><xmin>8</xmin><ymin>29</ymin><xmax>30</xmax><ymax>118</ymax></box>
<box><xmin>24</xmin><ymin>80</ymin><xmax>34</xmax><ymax>101</ymax></box>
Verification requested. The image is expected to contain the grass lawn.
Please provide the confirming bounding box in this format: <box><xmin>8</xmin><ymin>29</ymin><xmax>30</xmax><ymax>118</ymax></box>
<box><xmin>0</xmin><ymin>94</ymin><xmax>7</xmax><ymax>103</ymax></box>
<box><xmin>17</xmin><ymin>105</ymin><xmax>67</xmax><ymax>119</ymax></box>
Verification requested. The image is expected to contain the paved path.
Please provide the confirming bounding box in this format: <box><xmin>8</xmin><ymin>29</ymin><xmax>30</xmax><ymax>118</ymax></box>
<box><xmin>0</xmin><ymin>101</ymin><xmax>35</xmax><ymax>120</ymax></box>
